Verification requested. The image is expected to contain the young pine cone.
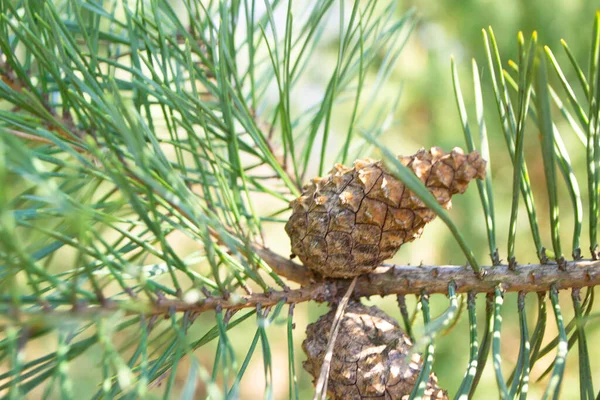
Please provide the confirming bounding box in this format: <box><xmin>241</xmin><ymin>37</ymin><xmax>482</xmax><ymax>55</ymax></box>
<box><xmin>285</xmin><ymin>147</ymin><xmax>486</xmax><ymax>278</ymax></box>
<box><xmin>302</xmin><ymin>302</ymin><xmax>448</xmax><ymax>400</ymax></box>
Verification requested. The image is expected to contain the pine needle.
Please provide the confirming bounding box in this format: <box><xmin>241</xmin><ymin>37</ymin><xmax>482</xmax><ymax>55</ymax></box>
<box><xmin>312</xmin><ymin>277</ymin><xmax>357</xmax><ymax>400</ymax></box>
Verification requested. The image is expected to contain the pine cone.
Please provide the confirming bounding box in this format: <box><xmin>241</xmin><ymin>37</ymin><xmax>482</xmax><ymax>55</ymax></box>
<box><xmin>302</xmin><ymin>302</ymin><xmax>448</xmax><ymax>399</ymax></box>
<box><xmin>285</xmin><ymin>147</ymin><xmax>485</xmax><ymax>278</ymax></box>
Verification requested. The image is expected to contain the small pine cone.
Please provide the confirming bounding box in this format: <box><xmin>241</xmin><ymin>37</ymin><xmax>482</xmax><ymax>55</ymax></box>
<box><xmin>302</xmin><ymin>302</ymin><xmax>448</xmax><ymax>400</ymax></box>
<box><xmin>285</xmin><ymin>147</ymin><xmax>486</xmax><ymax>278</ymax></box>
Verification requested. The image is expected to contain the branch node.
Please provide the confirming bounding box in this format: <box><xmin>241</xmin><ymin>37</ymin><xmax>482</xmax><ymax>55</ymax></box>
<box><xmin>312</xmin><ymin>283</ymin><xmax>333</xmax><ymax>303</ymax></box>
<box><xmin>102</xmin><ymin>298</ymin><xmax>115</xmax><ymax>309</ymax></box>
<box><xmin>591</xmin><ymin>244</ymin><xmax>599</xmax><ymax>261</ymax></box>
<box><xmin>39</xmin><ymin>300</ymin><xmax>52</xmax><ymax>312</ymax></box>
<box><xmin>447</xmin><ymin>280</ymin><xmax>457</xmax><ymax>295</ymax></box>
<box><xmin>100</xmin><ymin>295</ymin><xmax>112</xmax><ymax>308</ymax></box>
<box><xmin>224</xmin><ymin>309</ymin><xmax>236</xmax><ymax>324</ymax></box>
<box><xmin>496</xmin><ymin>283</ymin><xmax>506</xmax><ymax>296</ymax></box>
<box><xmin>71</xmin><ymin>300</ymin><xmax>88</xmax><ymax>313</ymax></box>
<box><xmin>508</xmin><ymin>256</ymin><xmax>518</xmax><ymax>270</ymax></box>
<box><xmin>155</xmin><ymin>291</ymin><xmax>165</xmax><ymax>306</ymax></box>
<box><xmin>517</xmin><ymin>291</ymin><xmax>526</xmax><ymax>309</ymax></box>
<box><xmin>557</xmin><ymin>256</ymin><xmax>567</xmax><ymax>271</ymax></box>
<box><xmin>467</xmin><ymin>291</ymin><xmax>476</xmax><ymax>304</ymax></box>
<box><xmin>540</xmin><ymin>247</ymin><xmax>549</xmax><ymax>264</ymax></box>
<box><xmin>241</xmin><ymin>283</ymin><xmax>253</xmax><ymax>295</ymax></box>
<box><xmin>166</xmin><ymin>306</ymin><xmax>176</xmax><ymax>319</ymax></box>
<box><xmin>125</xmin><ymin>287</ymin><xmax>137</xmax><ymax>298</ymax></box>
<box><xmin>491</xmin><ymin>248</ymin><xmax>501</xmax><ymax>266</ymax></box>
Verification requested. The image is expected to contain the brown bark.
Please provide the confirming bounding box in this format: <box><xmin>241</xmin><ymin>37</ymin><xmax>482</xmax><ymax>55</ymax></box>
<box><xmin>139</xmin><ymin>257</ymin><xmax>600</xmax><ymax>315</ymax></box>
<box><xmin>4</xmin><ymin>257</ymin><xmax>597</xmax><ymax>325</ymax></box>
<box><xmin>255</xmin><ymin>245</ymin><xmax>600</xmax><ymax>293</ymax></box>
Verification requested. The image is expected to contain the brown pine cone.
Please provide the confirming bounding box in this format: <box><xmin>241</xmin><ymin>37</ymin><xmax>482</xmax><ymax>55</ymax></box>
<box><xmin>302</xmin><ymin>302</ymin><xmax>448</xmax><ymax>399</ymax></box>
<box><xmin>285</xmin><ymin>147</ymin><xmax>485</xmax><ymax>278</ymax></box>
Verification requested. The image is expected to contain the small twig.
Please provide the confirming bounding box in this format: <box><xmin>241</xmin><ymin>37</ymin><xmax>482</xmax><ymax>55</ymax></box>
<box><xmin>5</xmin><ymin>129</ymin><xmax>87</xmax><ymax>152</ymax></box>
<box><xmin>253</xmin><ymin>245</ymin><xmax>315</xmax><ymax>285</ymax></box>
<box><xmin>1</xmin><ymin>58</ymin><xmax>90</xmax><ymax>142</ymax></box>
<box><xmin>313</xmin><ymin>277</ymin><xmax>357</xmax><ymax>400</ymax></box>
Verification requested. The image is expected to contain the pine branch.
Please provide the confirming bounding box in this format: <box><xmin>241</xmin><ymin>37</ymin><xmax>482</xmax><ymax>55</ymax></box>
<box><xmin>258</xmin><ymin>248</ymin><xmax>600</xmax><ymax>296</ymax></box>
<box><xmin>1</xmin><ymin>1</ymin><xmax>599</xmax><ymax>398</ymax></box>
<box><xmin>3</xmin><ymin>257</ymin><xmax>599</xmax><ymax>328</ymax></box>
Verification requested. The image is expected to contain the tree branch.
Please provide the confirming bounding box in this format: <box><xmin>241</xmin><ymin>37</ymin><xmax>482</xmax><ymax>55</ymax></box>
<box><xmin>143</xmin><ymin>259</ymin><xmax>600</xmax><ymax>316</ymax></box>
<box><xmin>158</xmin><ymin>258</ymin><xmax>600</xmax><ymax>314</ymax></box>
<box><xmin>349</xmin><ymin>259</ymin><xmax>600</xmax><ymax>295</ymax></box>
<box><xmin>253</xmin><ymin>245</ymin><xmax>315</xmax><ymax>285</ymax></box>
<box><xmin>253</xmin><ymin>246</ymin><xmax>600</xmax><ymax>294</ymax></box>
<box><xmin>3</xmin><ymin>259</ymin><xmax>599</xmax><ymax>327</ymax></box>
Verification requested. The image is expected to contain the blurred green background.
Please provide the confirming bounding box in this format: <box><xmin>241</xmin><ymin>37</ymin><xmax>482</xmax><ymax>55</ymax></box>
<box><xmin>200</xmin><ymin>1</ymin><xmax>598</xmax><ymax>398</ymax></box>
<box><xmin>259</xmin><ymin>1</ymin><xmax>599</xmax><ymax>398</ymax></box>
<box><xmin>16</xmin><ymin>0</ymin><xmax>600</xmax><ymax>398</ymax></box>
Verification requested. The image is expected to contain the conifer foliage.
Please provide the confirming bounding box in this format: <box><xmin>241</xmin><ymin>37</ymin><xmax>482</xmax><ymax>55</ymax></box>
<box><xmin>0</xmin><ymin>0</ymin><xmax>599</xmax><ymax>398</ymax></box>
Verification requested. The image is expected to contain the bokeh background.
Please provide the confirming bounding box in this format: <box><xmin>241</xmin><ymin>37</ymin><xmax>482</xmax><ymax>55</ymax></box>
<box><xmin>13</xmin><ymin>0</ymin><xmax>600</xmax><ymax>398</ymax></box>
<box><xmin>204</xmin><ymin>1</ymin><xmax>599</xmax><ymax>398</ymax></box>
<box><xmin>277</xmin><ymin>1</ymin><xmax>597</xmax><ymax>399</ymax></box>
<box><xmin>256</xmin><ymin>1</ymin><xmax>600</xmax><ymax>398</ymax></box>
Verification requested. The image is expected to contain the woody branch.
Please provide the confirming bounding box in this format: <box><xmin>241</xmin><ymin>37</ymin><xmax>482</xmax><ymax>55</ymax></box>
<box><xmin>4</xmin><ymin>253</ymin><xmax>599</xmax><ymax>324</ymax></box>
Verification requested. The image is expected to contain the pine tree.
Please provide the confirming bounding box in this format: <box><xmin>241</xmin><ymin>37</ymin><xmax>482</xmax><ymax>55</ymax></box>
<box><xmin>0</xmin><ymin>1</ymin><xmax>599</xmax><ymax>398</ymax></box>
